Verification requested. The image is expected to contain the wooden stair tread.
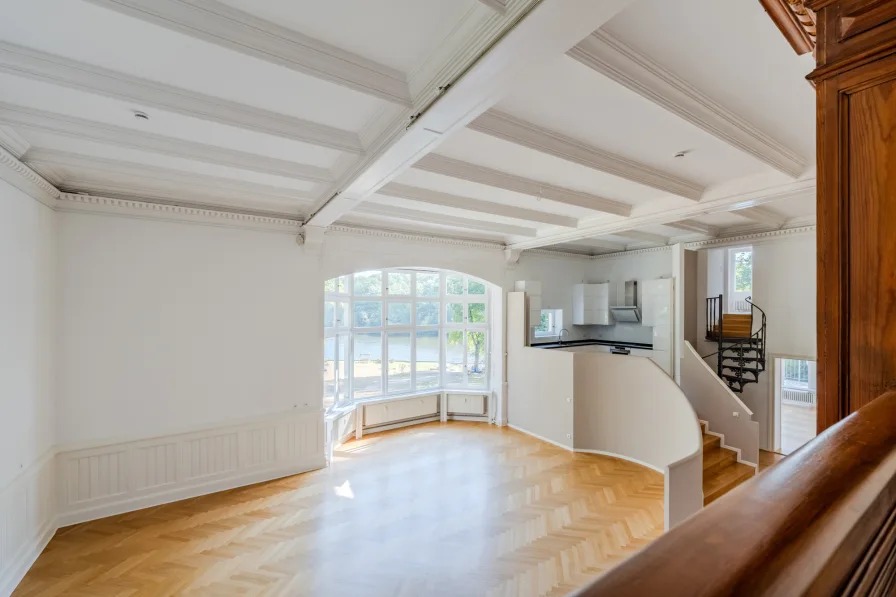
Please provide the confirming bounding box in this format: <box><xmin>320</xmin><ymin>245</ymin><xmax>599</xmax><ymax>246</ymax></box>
<box><xmin>702</xmin><ymin>433</ymin><xmax>720</xmax><ymax>451</ymax></box>
<box><xmin>703</xmin><ymin>445</ymin><xmax>737</xmax><ymax>475</ymax></box>
<box><xmin>703</xmin><ymin>461</ymin><xmax>755</xmax><ymax>505</ymax></box>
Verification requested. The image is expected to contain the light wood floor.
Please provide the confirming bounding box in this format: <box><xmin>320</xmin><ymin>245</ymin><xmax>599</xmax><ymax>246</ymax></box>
<box><xmin>781</xmin><ymin>402</ymin><xmax>817</xmax><ymax>455</ymax></box>
<box><xmin>14</xmin><ymin>422</ymin><xmax>665</xmax><ymax>597</ymax></box>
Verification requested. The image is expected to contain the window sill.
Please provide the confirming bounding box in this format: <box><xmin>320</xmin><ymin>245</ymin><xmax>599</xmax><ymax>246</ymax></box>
<box><xmin>325</xmin><ymin>387</ymin><xmax>491</xmax><ymax>420</ymax></box>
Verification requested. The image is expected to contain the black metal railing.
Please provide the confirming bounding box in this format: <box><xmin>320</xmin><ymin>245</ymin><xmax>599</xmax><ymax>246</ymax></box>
<box><xmin>703</xmin><ymin>295</ymin><xmax>768</xmax><ymax>393</ymax></box>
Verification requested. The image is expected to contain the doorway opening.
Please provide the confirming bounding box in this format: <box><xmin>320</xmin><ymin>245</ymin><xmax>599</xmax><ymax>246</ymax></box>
<box><xmin>773</xmin><ymin>357</ymin><xmax>817</xmax><ymax>454</ymax></box>
<box><xmin>727</xmin><ymin>246</ymin><xmax>753</xmax><ymax>313</ymax></box>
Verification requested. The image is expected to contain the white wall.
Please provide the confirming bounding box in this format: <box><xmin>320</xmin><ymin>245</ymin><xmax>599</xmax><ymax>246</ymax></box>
<box><xmin>0</xmin><ymin>179</ymin><xmax>57</xmax><ymax>595</ymax></box>
<box><xmin>0</xmin><ymin>180</ymin><xmax>55</xmax><ymax>487</ymax></box>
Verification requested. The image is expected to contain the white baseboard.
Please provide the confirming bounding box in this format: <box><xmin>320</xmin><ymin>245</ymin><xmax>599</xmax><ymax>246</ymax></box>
<box><xmin>56</xmin><ymin>409</ymin><xmax>326</xmax><ymax>527</ymax></box>
<box><xmin>573</xmin><ymin>449</ymin><xmax>664</xmax><ymax>474</ymax></box>
<box><xmin>447</xmin><ymin>415</ymin><xmax>488</xmax><ymax>422</ymax></box>
<box><xmin>0</xmin><ymin>452</ymin><xmax>56</xmax><ymax>597</ymax></box>
<box><xmin>507</xmin><ymin>424</ymin><xmax>573</xmax><ymax>451</ymax></box>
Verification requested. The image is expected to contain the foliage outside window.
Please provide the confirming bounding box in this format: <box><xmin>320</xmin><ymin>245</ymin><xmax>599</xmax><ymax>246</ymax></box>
<box><xmin>534</xmin><ymin>309</ymin><xmax>562</xmax><ymax>338</ymax></box>
<box><xmin>323</xmin><ymin>269</ymin><xmax>490</xmax><ymax>410</ymax></box>
<box><xmin>783</xmin><ymin>358</ymin><xmax>810</xmax><ymax>389</ymax></box>
<box><xmin>734</xmin><ymin>250</ymin><xmax>753</xmax><ymax>292</ymax></box>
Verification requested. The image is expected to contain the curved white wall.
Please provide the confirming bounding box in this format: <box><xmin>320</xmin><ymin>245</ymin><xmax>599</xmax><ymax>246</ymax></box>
<box><xmin>572</xmin><ymin>352</ymin><xmax>703</xmax><ymax>528</ymax></box>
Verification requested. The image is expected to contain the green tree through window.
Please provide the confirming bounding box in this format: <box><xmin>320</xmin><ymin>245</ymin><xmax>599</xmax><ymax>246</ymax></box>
<box><xmin>734</xmin><ymin>251</ymin><xmax>753</xmax><ymax>292</ymax></box>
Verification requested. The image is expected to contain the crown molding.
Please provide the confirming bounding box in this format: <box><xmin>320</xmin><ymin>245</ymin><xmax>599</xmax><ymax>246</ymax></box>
<box><xmin>0</xmin><ymin>145</ymin><xmax>60</xmax><ymax>207</ymax></box>
<box><xmin>0</xmin><ymin>124</ymin><xmax>29</xmax><ymax>158</ymax></box>
<box><xmin>524</xmin><ymin>247</ymin><xmax>594</xmax><ymax>260</ymax></box>
<box><xmin>568</xmin><ymin>32</ymin><xmax>807</xmax><ymax>178</ymax></box>
<box><xmin>325</xmin><ymin>224</ymin><xmax>506</xmax><ymax>251</ymax></box>
<box><xmin>0</xmin><ymin>102</ymin><xmax>335</xmax><ymax>184</ymax></box>
<box><xmin>685</xmin><ymin>225</ymin><xmax>815</xmax><ymax>249</ymax></box>
<box><xmin>590</xmin><ymin>245</ymin><xmax>672</xmax><ymax>260</ymax></box>
<box><xmin>0</xmin><ymin>42</ymin><xmax>362</xmax><ymax>154</ymax></box>
<box><xmin>414</xmin><ymin>154</ymin><xmax>633</xmax><ymax>217</ymax></box>
<box><xmin>509</xmin><ymin>176</ymin><xmax>816</xmax><ymax>251</ymax></box>
<box><xmin>758</xmin><ymin>0</ymin><xmax>815</xmax><ymax>56</ymax></box>
<box><xmin>471</xmin><ymin>110</ymin><xmax>704</xmax><ymax>199</ymax></box>
<box><xmin>83</xmin><ymin>0</ymin><xmax>411</xmax><ymax>106</ymax></box>
<box><xmin>377</xmin><ymin>182</ymin><xmax>578</xmax><ymax>227</ymax></box>
<box><xmin>56</xmin><ymin>192</ymin><xmax>303</xmax><ymax>233</ymax></box>
<box><xmin>354</xmin><ymin>202</ymin><xmax>537</xmax><ymax>237</ymax></box>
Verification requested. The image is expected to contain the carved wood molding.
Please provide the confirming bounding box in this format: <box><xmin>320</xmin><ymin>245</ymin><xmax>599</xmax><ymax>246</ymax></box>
<box><xmin>760</xmin><ymin>0</ymin><xmax>817</xmax><ymax>55</ymax></box>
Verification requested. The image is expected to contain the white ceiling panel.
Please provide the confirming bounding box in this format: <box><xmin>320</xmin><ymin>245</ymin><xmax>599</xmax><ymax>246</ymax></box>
<box><xmin>497</xmin><ymin>56</ymin><xmax>769</xmax><ymax>187</ymax></box>
<box><xmin>689</xmin><ymin>211</ymin><xmax>757</xmax><ymax>227</ymax></box>
<box><xmin>217</xmin><ymin>0</ymin><xmax>480</xmax><ymax>76</ymax></box>
<box><xmin>761</xmin><ymin>193</ymin><xmax>816</xmax><ymax>219</ymax></box>
<box><xmin>396</xmin><ymin>168</ymin><xmax>599</xmax><ymax>219</ymax></box>
<box><xmin>0</xmin><ymin>0</ymin><xmax>386</xmax><ymax>131</ymax></box>
<box><xmin>603</xmin><ymin>0</ymin><xmax>816</xmax><ymax>162</ymax></box>
<box><xmin>0</xmin><ymin>74</ymin><xmax>345</xmax><ymax>167</ymax></box>
<box><xmin>366</xmin><ymin>193</ymin><xmax>560</xmax><ymax>231</ymax></box>
<box><xmin>436</xmin><ymin>128</ymin><xmax>664</xmax><ymax>205</ymax></box>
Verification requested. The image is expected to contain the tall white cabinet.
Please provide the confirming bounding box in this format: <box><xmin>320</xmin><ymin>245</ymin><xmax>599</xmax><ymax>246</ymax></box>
<box><xmin>641</xmin><ymin>278</ymin><xmax>673</xmax><ymax>376</ymax></box>
<box><xmin>572</xmin><ymin>283</ymin><xmax>611</xmax><ymax>325</ymax></box>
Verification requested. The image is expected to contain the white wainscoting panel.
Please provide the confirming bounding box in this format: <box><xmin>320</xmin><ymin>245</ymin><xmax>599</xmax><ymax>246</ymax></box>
<box><xmin>56</xmin><ymin>409</ymin><xmax>325</xmax><ymax>527</ymax></box>
<box><xmin>0</xmin><ymin>453</ymin><xmax>56</xmax><ymax>597</ymax></box>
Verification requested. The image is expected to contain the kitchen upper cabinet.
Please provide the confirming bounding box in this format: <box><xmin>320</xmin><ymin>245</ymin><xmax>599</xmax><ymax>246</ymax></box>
<box><xmin>573</xmin><ymin>283</ymin><xmax>610</xmax><ymax>325</ymax></box>
<box><xmin>640</xmin><ymin>278</ymin><xmax>672</xmax><ymax>328</ymax></box>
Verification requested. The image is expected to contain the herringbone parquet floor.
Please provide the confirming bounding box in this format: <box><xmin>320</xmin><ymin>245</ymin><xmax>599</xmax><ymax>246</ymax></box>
<box><xmin>14</xmin><ymin>422</ymin><xmax>665</xmax><ymax>597</ymax></box>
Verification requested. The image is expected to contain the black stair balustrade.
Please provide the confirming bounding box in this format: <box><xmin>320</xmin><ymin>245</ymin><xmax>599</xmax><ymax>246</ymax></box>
<box><xmin>702</xmin><ymin>295</ymin><xmax>767</xmax><ymax>394</ymax></box>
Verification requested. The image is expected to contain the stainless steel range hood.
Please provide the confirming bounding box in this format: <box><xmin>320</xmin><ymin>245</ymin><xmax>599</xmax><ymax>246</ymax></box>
<box><xmin>609</xmin><ymin>280</ymin><xmax>640</xmax><ymax>323</ymax></box>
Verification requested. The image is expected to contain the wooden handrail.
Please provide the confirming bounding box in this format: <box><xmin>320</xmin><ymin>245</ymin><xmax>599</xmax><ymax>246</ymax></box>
<box><xmin>571</xmin><ymin>391</ymin><xmax>896</xmax><ymax>597</ymax></box>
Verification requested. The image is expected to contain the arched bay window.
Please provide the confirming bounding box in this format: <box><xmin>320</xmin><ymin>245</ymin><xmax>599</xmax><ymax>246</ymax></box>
<box><xmin>324</xmin><ymin>268</ymin><xmax>490</xmax><ymax>410</ymax></box>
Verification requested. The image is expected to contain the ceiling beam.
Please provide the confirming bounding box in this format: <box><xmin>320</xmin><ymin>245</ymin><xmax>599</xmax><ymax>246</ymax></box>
<box><xmin>664</xmin><ymin>219</ymin><xmax>719</xmax><ymax>236</ymax></box>
<box><xmin>477</xmin><ymin>0</ymin><xmax>509</xmax><ymax>14</ymax></box>
<box><xmin>506</xmin><ymin>176</ymin><xmax>815</xmax><ymax>250</ymax></box>
<box><xmin>0</xmin><ymin>124</ymin><xmax>29</xmax><ymax>158</ymax></box>
<box><xmin>24</xmin><ymin>149</ymin><xmax>317</xmax><ymax>204</ymax></box>
<box><xmin>82</xmin><ymin>0</ymin><xmax>411</xmax><ymax>106</ymax></box>
<box><xmin>304</xmin><ymin>0</ymin><xmax>638</xmax><ymax>227</ymax></box>
<box><xmin>354</xmin><ymin>203</ymin><xmax>537</xmax><ymax>237</ymax></box>
<box><xmin>572</xmin><ymin>237</ymin><xmax>627</xmax><ymax>251</ymax></box>
<box><xmin>568</xmin><ymin>31</ymin><xmax>807</xmax><ymax>178</ymax></box>
<box><xmin>730</xmin><ymin>205</ymin><xmax>787</xmax><ymax>228</ymax></box>
<box><xmin>0</xmin><ymin>103</ymin><xmax>335</xmax><ymax>184</ymax></box>
<box><xmin>615</xmin><ymin>230</ymin><xmax>669</xmax><ymax>245</ymax></box>
<box><xmin>470</xmin><ymin>110</ymin><xmax>704</xmax><ymax>199</ymax></box>
<box><xmin>413</xmin><ymin>154</ymin><xmax>632</xmax><ymax>216</ymax></box>
<box><xmin>377</xmin><ymin>182</ymin><xmax>578</xmax><ymax>227</ymax></box>
<box><xmin>0</xmin><ymin>42</ymin><xmax>362</xmax><ymax>154</ymax></box>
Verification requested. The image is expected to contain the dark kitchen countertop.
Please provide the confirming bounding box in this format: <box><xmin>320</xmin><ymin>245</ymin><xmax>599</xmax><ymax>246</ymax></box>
<box><xmin>530</xmin><ymin>339</ymin><xmax>653</xmax><ymax>350</ymax></box>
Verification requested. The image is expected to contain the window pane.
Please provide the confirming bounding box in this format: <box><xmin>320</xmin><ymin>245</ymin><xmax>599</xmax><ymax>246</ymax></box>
<box><xmin>446</xmin><ymin>303</ymin><xmax>463</xmax><ymax>324</ymax></box>
<box><xmin>468</xmin><ymin>279</ymin><xmax>486</xmax><ymax>295</ymax></box>
<box><xmin>387</xmin><ymin>272</ymin><xmax>411</xmax><ymax>295</ymax></box>
<box><xmin>387</xmin><ymin>302</ymin><xmax>411</xmax><ymax>326</ymax></box>
<box><xmin>324</xmin><ymin>337</ymin><xmax>335</xmax><ymax>409</ymax></box>
<box><xmin>387</xmin><ymin>332</ymin><xmax>412</xmax><ymax>394</ymax></box>
<box><xmin>416</xmin><ymin>273</ymin><xmax>440</xmax><ymax>297</ymax></box>
<box><xmin>734</xmin><ymin>251</ymin><xmax>752</xmax><ymax>292</ymax></box>
<box><xmin>467</xmin><ymin>331</ymin><xmax>487</xmax><ymax>386</ymax></box>
<box><xmin>534</xmin><ymin>310</ymin><xmax>550</xmax><ymax>334</ymax></box>
<box><xmin>337</xmin><ymin>276</ymin><xmax>348</xmax><ymax>294</ymax></box>
<box><xmin>324</xmin><ymin>278</ymin><xmax>336</xmax><ymax>293</ymax></box>
<box><xmin>336</xmin><ymin>335</ymin><xmax>348</xmax><ymax>404</ymax></box>
<box><xmin>336</xmin><ymin>301</ymin><xmax>349</xmax><ymax>327</ymax></box>
<box><xmin>416</xmin><ymin>301</ymin><xmax>439</xmax><ymax>325</ymax></box>
<box><xmin>324</xmin><ymin>302</ymin><xmax>335</xmax><ymax>328</ymax></box>
<box><xmin>446</xmin><ymin>274</ymin><xmax>464</xmax><ymax>295</ymax></box>
<box><xmin>446</xmin><ymin>331</ymin><xmax>464</xmax><ymax>385</ymax></box>
<box><xmin>353</xmin><ymin>332</ymin><xmax>382</xmax><ymax>398</ymax></box>
<box><xmin>354</xmin><ymin>271</ymin><xmax>382</xmax><ymax>296</ymax></box>
<box><xmin>354</xmin><ymin>301</ymin><xmax>382</xmax><ymax>327</ymax></box>
<box><xmin>468</xmin><ymin>302</ymin><xmax>487</xmax><ymax>323</ymax></box>
<box><xmin>416</xmin><ymin>330</ymin><xmax>440</xmax><ymax>390</ymax></box>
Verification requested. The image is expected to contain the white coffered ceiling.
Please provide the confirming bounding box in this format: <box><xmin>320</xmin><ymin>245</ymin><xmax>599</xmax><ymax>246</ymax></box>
<box><xmin>0</xmin><ymin>0</ymin><xmax>817</xmax><ymax>255</ymax></box>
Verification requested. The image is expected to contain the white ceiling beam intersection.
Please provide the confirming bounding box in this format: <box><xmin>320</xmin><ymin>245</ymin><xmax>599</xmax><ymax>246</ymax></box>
<box><xmin>615</xmin><ymin>230</ymin><xmax>669</xmax><ymax>246</ymax></box>
<box><xmin>731</xmin><ymin>205</ymin><xmax>787</xmax><ymax>228</ymax></box>
<box><xmin>377</xmin><ymin>182</ymin><xmax>578</xmax><ymax>227</ymax></box>
<box><xmin>665</xmin><ymin>218</ymin><xmax>719</xmax><ymax>236</ymax></box>
<box><xmin>0</xmin><ymin>42</ymin><xmax>363</xmax><ymax>154</ymax></box>
<box><xmin>470</xmin><ymin>109</ymin><xmax>704</xmax><ymax>199</ymax></box>
<box><xmin>413</xmin><ymin>154</ymin><xmax>632</xmax><ymax>217</ymax></box>
<box><xmin>354</xmin><ymin>202</ymin><xmax>537</xmax><ymax>237</ymax></box>
<box><xmin>82</xmin><ymin>0</ymin><xmax>412</xmax><ymax>106</ymax></box>
<box><xmin>478</xmin><ymin>0</ymin><xmax>509</xmax><ymax>14</ymax></box>
<box><xmin>0</xmin><ymin>103</ymin><xmax>335</xmax><ymax>184</ymax></box>
<box><xmin>568</xmin><ymin>31</ymin><xmax>807</xmax><ymax>178</ymax></box>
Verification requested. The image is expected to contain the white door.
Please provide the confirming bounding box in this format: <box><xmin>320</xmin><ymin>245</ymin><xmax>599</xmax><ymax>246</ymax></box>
<box><xmin>728</xmin><ymin>247</ymin><xmax>753</xmax><ymax>313</ymax></box>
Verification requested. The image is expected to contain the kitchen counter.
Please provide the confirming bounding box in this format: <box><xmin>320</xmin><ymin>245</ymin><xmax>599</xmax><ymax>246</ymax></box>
<box><xmin>531</xmin><ymin>339</ymin><xmax>653</xmax><ymax>351</ymax></box>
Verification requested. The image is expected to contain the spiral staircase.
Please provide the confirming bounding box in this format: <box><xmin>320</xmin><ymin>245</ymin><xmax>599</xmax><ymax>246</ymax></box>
<box><xmin>704</xmin><ymin>295</ymin><xmax>767</xmax><ymax>393</ymax></box>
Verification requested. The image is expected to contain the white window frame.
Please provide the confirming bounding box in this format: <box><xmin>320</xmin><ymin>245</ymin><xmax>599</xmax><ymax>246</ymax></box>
<box><xmin>534</xmin><ymin>309</ymin><xmax>563</xmax><ymax>339</ymax></box>
<box><xmin>323</xmin><ymin>268</ymin><xmax>490</xmax><ymax>411</ymax></box>
<box><xmin>727</xmin><ymin>246</ymin><xmax>753</xmax><ymax>313</ymax></box>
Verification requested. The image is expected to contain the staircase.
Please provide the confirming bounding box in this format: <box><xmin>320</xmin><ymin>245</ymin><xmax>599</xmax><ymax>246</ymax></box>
<box><xmin>701</xmin><ymin>421</ymin><xmax>755</xmax><ymax>505</ymax></box>
<box><xmin>704</xmin><ymin>295</ymin><xmax>767</xmax><ymax>393</ymax></box>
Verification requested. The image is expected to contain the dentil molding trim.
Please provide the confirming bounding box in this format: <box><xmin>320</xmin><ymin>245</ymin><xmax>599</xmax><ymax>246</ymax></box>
<box><xmin>0</xmin><ymin>145</ymin><xmax>60</xmax><ymax>207</ymax></box>
<box><xmin>685</xmin><ymin>225</ymin><xmax>816</xmax><ymax>249</ymax></box>
<box><xmin>590</xmin><ymin>245</ymin><xmax>673</xmax><ymax>260</ymax></box>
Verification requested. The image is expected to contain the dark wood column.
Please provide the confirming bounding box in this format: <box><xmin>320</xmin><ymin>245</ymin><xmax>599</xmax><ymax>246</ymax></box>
<box><xmin>808</xmin><ymin>0</ymin><xmax>896</xmax><ymax>432</ymax></box>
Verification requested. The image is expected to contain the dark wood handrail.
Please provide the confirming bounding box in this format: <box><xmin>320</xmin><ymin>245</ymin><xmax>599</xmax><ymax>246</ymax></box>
<box><xmin>571</xmin><ymin>391</ymin><xmax>896</xmax><ymax>597</ymax></box>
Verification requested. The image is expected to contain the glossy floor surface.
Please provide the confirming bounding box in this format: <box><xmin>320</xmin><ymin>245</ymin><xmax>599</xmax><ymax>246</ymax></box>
<box><xmin>14</xmin><ymin>423</ymin><xmax>665</xmax><ymax>597</ymax></box>
<box><xmin>781</xmin><ymin>402</ymin><xmax>817</xmax><ymax>454</ymax></box>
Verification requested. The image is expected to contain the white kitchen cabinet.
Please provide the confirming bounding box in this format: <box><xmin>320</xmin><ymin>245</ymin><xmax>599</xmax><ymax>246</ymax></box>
<box><xmin>515</xmin><ymin>281</ymin><xmax>543</xmax><ymax>328</ymax></box>
<box><xmin>573</xmin><ymin>283</ymin><xmax>611</xmax><ymax>325</ymax></box>
<box><xmin>641</xmin><ymin>278</ymin><xmax>673</xmax><ymax>328</ymax></box>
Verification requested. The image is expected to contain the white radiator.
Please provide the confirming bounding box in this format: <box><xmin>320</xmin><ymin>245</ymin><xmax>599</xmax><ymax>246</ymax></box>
<box><xmin>733</xmin><ymin>299</ymin><xmax>751</xmax><ymax>313</ymax></box>
<box><xmin>782</xmin><ymin>388</ymin><xmax>816</xmax><ymax>406</ymax></box>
